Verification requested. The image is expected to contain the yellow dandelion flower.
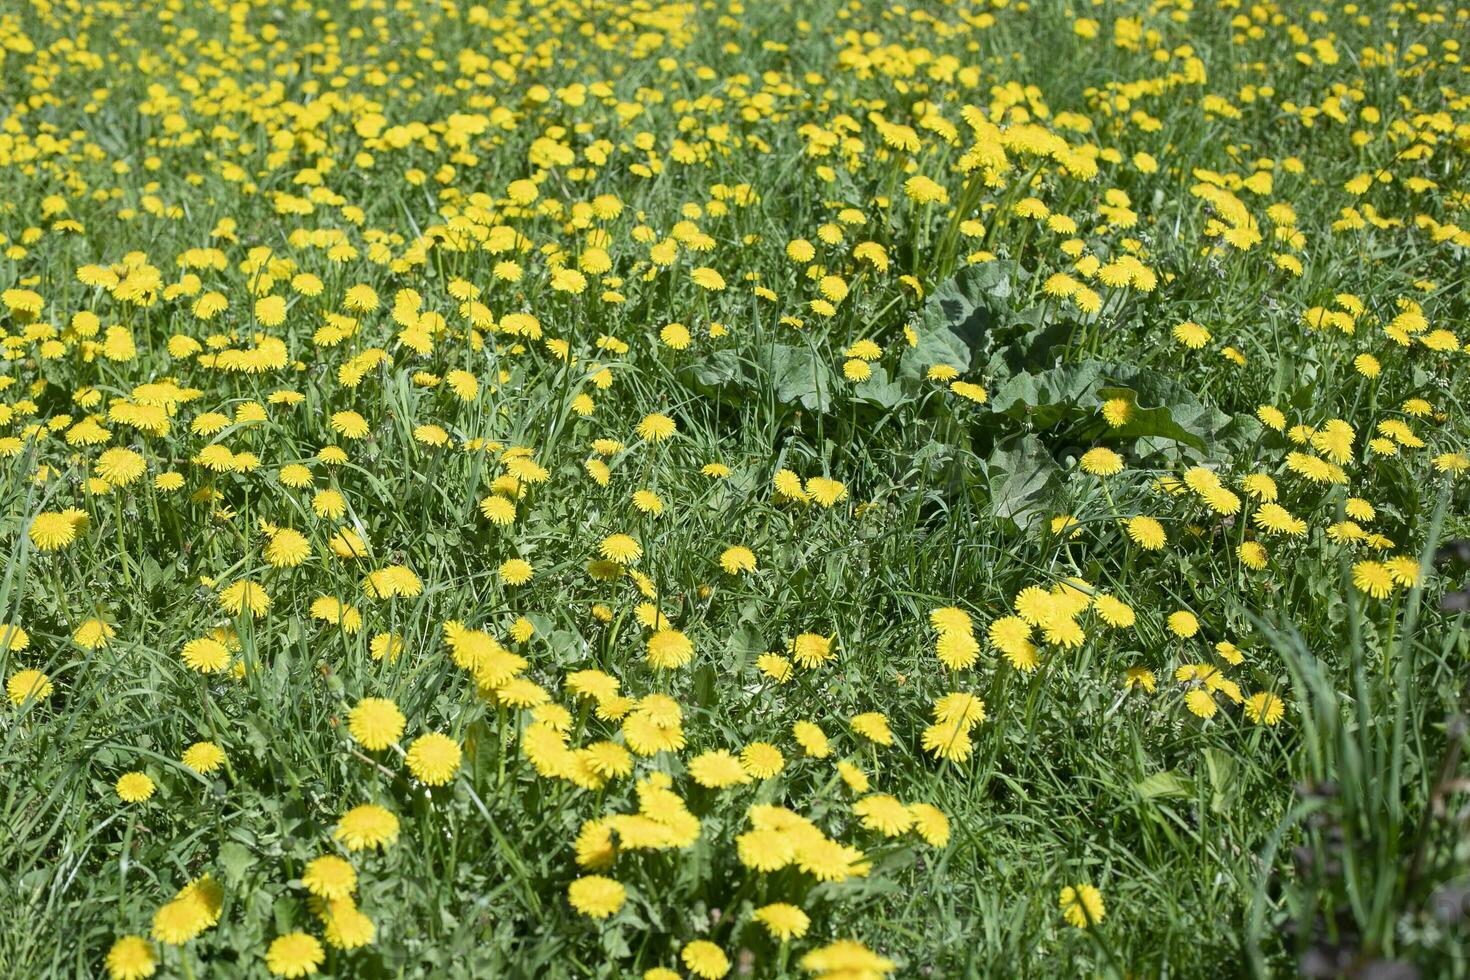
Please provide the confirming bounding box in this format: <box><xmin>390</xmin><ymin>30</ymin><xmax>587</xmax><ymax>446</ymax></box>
<box><xmin>1059</xmin><ymin>884</ymin><xmax>1105</xmax><ymax>928</ymax></box>
<box><xmin>347</xmin><ymin>698</ymin><xmax>405</xmax><ymax>750</ymax></box>
<box><xmin>405</xmin><ymin>733</ymin><xmax>462</xmax><ymax>785</ymax></box>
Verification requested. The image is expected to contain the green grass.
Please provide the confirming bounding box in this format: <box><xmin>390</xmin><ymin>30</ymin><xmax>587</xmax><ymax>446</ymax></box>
<box><xmin>2</xmin><ymin>0</ymin><xmax>1470</xmax><ymax>976</ymax></box>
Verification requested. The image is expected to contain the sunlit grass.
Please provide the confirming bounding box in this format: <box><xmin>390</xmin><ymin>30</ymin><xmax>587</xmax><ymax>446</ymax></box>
<box><xmin>1</xmin><ymin>0</ymin><xmax>1469</xmax><ymax>977</ymax></box>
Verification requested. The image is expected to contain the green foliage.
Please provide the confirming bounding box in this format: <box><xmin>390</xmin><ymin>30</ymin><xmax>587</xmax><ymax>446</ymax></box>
<box><xmin>1</xmin><ymin>0</ymin><xmax>1468</xmax><ymax>978</ymax></box>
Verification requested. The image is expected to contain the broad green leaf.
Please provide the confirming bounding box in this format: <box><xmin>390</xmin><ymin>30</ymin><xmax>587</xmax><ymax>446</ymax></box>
<box><xmin>983</xmin><ymin>435</ymin><xmax>1060</xmax><ymax>527</ymax></box>
<box><xmin>725</xmin><ymin>625</ymin><xmax>764</xmax><ymax>674</ymax></box>
<box><xmin>989</xmin><ymin>361</ymin><xmax>1106</xmax><ymax>428</ymax></box>
<box><xmin>1203</xmin><ymin>748</ymin><xmax>1241</xmax><ymax>814</ymax></box>
<box><xmin>900</xmin><ymin>261</ymin><xmax>1023</xmax><ymax>380</ymax></box>
<box><xmin>1134</xmin><ymin>770</ymin><xmax>1191</xmax><ymax>801</ymax></box>
<box><xmin>218</xmin><ymin>840</ymin><xmax>256</xmax><ymax>884</ymax></box>
<box><xmin>770</xmin><ymin>343</ymin><xmax>834</xmax><ymax>412</ymax></box>
<box><xmin>689</xmin><ymin>349</ymin><xmax>744</xmax><ymax>387</ymax></box>
<box><xmin>852</xmin><ymin>364</ymin><xmax>906</xmax><ymax>409</ymax></box>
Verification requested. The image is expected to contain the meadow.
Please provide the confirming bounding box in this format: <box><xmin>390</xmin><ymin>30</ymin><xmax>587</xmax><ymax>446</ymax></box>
<box><xmin>2</xmin><ymin>0</ymin><xmax>1470</xmax><ymax>976</ymax></box>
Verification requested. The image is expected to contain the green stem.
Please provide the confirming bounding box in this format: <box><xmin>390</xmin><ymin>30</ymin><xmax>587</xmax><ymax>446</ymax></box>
<box><xmin>115</xmin><ymin>495</ymin><xmax>132</xmax><ymax>588</ymax></box>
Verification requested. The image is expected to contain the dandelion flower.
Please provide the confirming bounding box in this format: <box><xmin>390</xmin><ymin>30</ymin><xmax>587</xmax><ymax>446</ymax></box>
<box><xmin>180</xmin><ymin>636</ymin><xmax>231</xmax><ymax>673</ymax></box>
<box><xmin>74</xmin><ymin>618</ymin><xmax>116</xmax><ymax>649</ymax></box>
<box><xmin>988</xmin><ymin>616</ymin><xmax>1038</xmax><ymax>670</ymax></box>
<box><xmin>836</xmin><ymin>760</ymin><xmax>870</xmax><ymax>793</ymax></box>
<box><xmin>116</xmin><ymin>771</ymin><xmax>155</xmax><ymax>803</ymax></box>
<box><xmin>181</xmin><ymin>742</ymin><xmax>226</xmax><ymax>774</ymax></box>
<box><xmin>1352</xmin><ymin>560</ymin><xmax>1394</xmax><ymax>599</ymax></box>
<box><xmin>791</xmin><ymin>633</ymin><xmax>834</xmax><ymax>668</ymax></box>
<box><xmin>753</xmin><ymin>902</ymin><xmax>810</xmax><ymax>941</ymax></box>
<box><xmin>1173</xmin><ymin>321</ymin><xmax>1211</xmax><ymax>349</ymax></box>
<box><xmin>301</xmin><ymin>856</ymin><xmax>356</xmax><ymax>900</ymax></box>
<box><xmin>334</xmin><ymin>804</ymin><xmax>399</xmax><ymax>851</ymax></box>
<box><xmin>265</xmin><ymin>932</ymin><xmax>325</xmax><ymax>978</ymax></box>
<box><xmin>950</xmin><ymin>380</ymin><xmax>987</xmax><ymax>404</ymax></box>
<box><xmin>740</xmin><ymin>741</ymin><xmax>784</xmax><ymax>779</ymax></box>
<box><xmin>774</xmin><ymin>469</ymin><xmax>808</xmax><ymax>502</ymax></box>
<box><xmin>0</xmin><ymin>623</ymin><xmax>30</xmax><ymax>652</ymax></box>
<box><xmin>719</xmin><ymin>545</ymin><xmax>756</xmax><ymax>575</ymax></box>
<box><xmin>151</xmin><ymin>899</ymin><xmax>208</xmax><ymax>945</ymax></box>
<box><xmin>935</xmin><ymin>629</ymin><xmax>980</xmax><ymax>670</ymax></box>
<box><xmin>600</xmin><ymin>533</ymin><xmax>642</xmax><ymax>564</ymax></box>
<box><xmin>347</xmin><ymin>698</ymin><xmax>405</xmax><ymax>750</ymax></box>
<box><xmin>933</xmin><ymin>691</ymin><xmax>986</xmax><ymax>728</ymax></box>
<box><xmin>756</xmin><ymin>652</ymin><xmax>793</xmax><ymax>682</ymax></box>
<box><xmin>265</xmin><ymin>529</ymin><xmax>311</xmax><ymax>568</ymax></box>
<box><xmin>1041</xmin><ymin>616</ymin><xmax>1085</xmax><ymax>648</ymax></box>
<box><xmin>405</xmin><ymin>733</ymin><xmax>461</xmax><ymax>785</ymax></box>
<box><xmin>909</xmin><ymin>803</ymin><xmax>951</xmax><ymax>847</ymax></box>
<box><xmin>29</xmin><ymin>512</ymin><xmax>77</xmax><ymax>551</ymax></box>
<box><xmin>568</xmin><ymin>876</ymin><xmax>626</xmax><ymax>919</ymax></box>
<box><xmin>1185</xmin><ymin>689</ymin><xmax>1218</xmax><ymax>719</ymax></box>
<box><xmin>1253</xmin><ymin>503</ymin><xmax>1307</xmax><ymax>537</ymax></box>
<box><xmin>370</xmin><ymin>633</ymin><xmax>404</xmax><ymax>662</ymax></box>
<box><xmin>329</xmin><ymin>411</ymin><xmax>371</xmax><ymax>440</ymax></box>
<box><xmin>904</xmin><ymin>174</ymin><xmax>948</xmax><ymax>204</ymax></box>
<box><xmin>1079</xmin><ymin>447</ymin><xmax>1124</xmax><ymax>476</ymax></box>
<box><xmin>1244</xmin><ymin>692</ymin><xmax>1286</xmax><ymax>725</ymax></box>
<box><xmin>681</xmin><ymin>940</ymin><xmax>731</xmax><ymax>979</ymax></box>
<box><xmin>922</xmin><ymin>720</ymin><xmax>973</xmax><ymax>762</ymax></box>
<box><xmin>1125</xmin><ymin>516</ymin><xmax>1166</xmax><ymax>550</ymax></box>
<box><xmin>220</xmin><ymin>580</ymin><xmax>271</xmax><ymax>617</ymax></box>
<box><xmin>851</xmin><ymin>711</ymin><xmax>894</xmax><ymax>746</ymax></box>
<box><xmin>312</xmin><ymin>489</ymin><xmax>346</xmax><ymax>519</ymax></box>
<box><xmin>805</xmin><ymin>477</ymin><xmax>848</xmax><ymax>507</ymax></box>
<box><xmin>1125</xmin><ymin>667</ymin><xmax>1157</xmax><ymax>692</ymax></box>
<box><xmin>929</xmin><ymin>607</ymin><xmax>971</xmax><ymax>635</ymax></box>
<box><xmin>1102</xmin><ymin>398</ymin><xmax>1133</xmax><ymax>427</ymax></box>
<box><xmin>690</xmin><ymin>267</ymin><xmax>726</xmax><ymax>292</ymax></box>
<box><xmin>637</xmin><ymin>413</ymin><xmax>677</xmax><ymax>442</ymax></box>
<box><xmin>1434</xmin><ymin>452</ymin><xmax>1469</xmax><ymax>475</ymax></box>
<box><xmin>318</xmin><ymin>897</ymin><xmax>375</xmax><ymax>950</ymax></box>
<box><xmin>1386</xmin><ymin>556</ymin><xmax>1420</xmax><ymax>587</ymax></box>
<box><xmin>96</xmin><ymin>447</ymin><xmax>147</xmax><ymax>485</ymax></box>
<box><xmin>7</xmin><ymin>669</ymin><xmax>53</xmax><ymax>706</ymax></box>
<box><xmin>1167</xmin><ymin>610</ymin><xmax>1199</xmax><ymax>638</ymax></box>
<box><xmin>499</xmin><ymin>558</ymin><xmax>534</xmax><ymax>585</ymax></box>
<box><xmin>800</xmin><ymin>939</ymin><xmax>895</xmax><ymax>977</ymax></box>
<box><xmin>646</xmin><ymin>629</ymin><xmax>694</xmax><ymax>669</ymax></box>
<box><xmin>854</xmin><ymin>794</ymin><xmax>914</xmax><ymax>837</ymax></box>
<box><xmin>1093</xmin><ymin>595</ymin><xmax>1136</xmax><ymax>628</ymax></box>
<box><xmin>105</xmin><ymin>936</ymin><xmax>157</xmax><ymax>980</ymax></box>
<box><xmin>689</xmin><ymin>749</ymin><xmax>751</xmax><ymax>788</ymax></box>
<box><xmin>1059</xmin><ymin>884</ymin><xmax>1105</xmax><ymax>928</ymax></box>
<box><xmin>792</xmin><ymin>720</ymin><xmax>830</xmax><ymax>758</ymax></box>
<box><xmin>480</xmin><ymin>495</ymin><xmax>516</xmax><ymax>525</ymax></box>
